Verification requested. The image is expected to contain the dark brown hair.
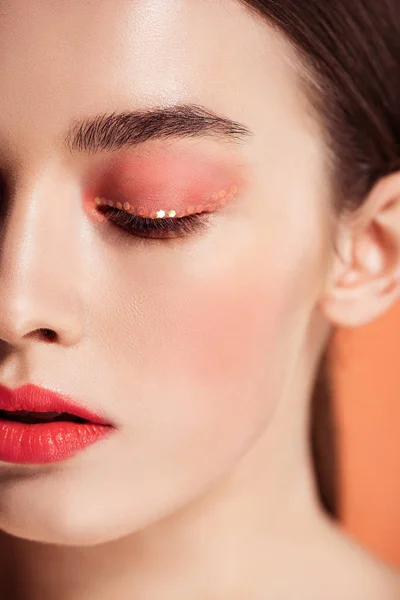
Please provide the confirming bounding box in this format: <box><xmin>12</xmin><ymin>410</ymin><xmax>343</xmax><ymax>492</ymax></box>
<box><xmin>240</xmin><ymin>0</ymin><xmax>400</xmax><ymax>517</ymax></box>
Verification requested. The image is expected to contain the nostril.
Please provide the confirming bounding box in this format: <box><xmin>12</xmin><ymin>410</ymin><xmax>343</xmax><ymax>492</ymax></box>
<box><xmin>39</xmin><ymin>328</ymin><xmax>57</xmax><ymax>342</ymax></box>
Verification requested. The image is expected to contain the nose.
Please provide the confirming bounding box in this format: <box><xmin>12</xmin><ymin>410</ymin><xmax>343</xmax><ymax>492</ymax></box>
<box><xmin>0</xmin><ymin>177</ymin><xmax>84</xmax><ymax>349</ymax></box>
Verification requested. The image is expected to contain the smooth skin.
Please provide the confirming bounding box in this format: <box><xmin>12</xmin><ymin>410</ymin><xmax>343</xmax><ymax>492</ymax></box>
<box><xmin>0</xmin><ymin>1</ymin><xmax>399</xmax><ymax>598</ymax></box>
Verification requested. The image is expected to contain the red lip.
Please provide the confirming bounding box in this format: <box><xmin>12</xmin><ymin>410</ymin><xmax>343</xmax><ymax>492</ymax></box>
<box><xmin>0</xmin><ymin>383</ymin><xmax>115</xmax><ymax>465</ymax></box>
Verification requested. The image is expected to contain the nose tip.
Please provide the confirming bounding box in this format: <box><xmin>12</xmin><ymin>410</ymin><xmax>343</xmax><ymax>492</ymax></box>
<box><xmin>0</xmin><ymin>304</ymin><xmax>76</xmax><ymax>348</ymax></box>
<box><xmin>0</xmin><ymin>266</ymin><xmax>85</xmax><ymax>347</ymax></box>
<box><xmin>0</xmin><ymin>250</ymin><xmax>84</xmax><ymax>350</ymax></box>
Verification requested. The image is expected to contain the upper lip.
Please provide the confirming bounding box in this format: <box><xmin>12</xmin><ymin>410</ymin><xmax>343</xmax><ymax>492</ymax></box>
<box><xmin>0</xmin><ymin>383</ymin><xmax>113</xmax><ymax>426</ymax></box>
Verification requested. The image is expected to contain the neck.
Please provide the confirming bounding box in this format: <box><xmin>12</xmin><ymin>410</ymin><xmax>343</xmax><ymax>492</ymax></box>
<box><xmin>1</xmin><ymin>440</ymin><xmax>326</xmax><ymax>600</ymax></box>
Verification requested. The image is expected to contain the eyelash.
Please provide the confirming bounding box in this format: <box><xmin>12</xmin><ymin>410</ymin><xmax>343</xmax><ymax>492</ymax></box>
<box><xmin>98</xmin><ymin>205</ymin><xmax>212</xmax><ymax>240</ymax></box>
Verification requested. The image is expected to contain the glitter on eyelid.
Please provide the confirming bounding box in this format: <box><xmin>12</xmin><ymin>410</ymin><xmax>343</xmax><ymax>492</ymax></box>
<box><xmin>95</xmin><ymin>183</ymin><xmax>238</xmax><ymax>220</ymax></box>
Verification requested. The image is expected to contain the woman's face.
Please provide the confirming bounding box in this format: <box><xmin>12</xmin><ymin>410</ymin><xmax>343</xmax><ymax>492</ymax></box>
<box><xmin>0</xmin><ymin>0</ymin><xmax>334</xmax><ymax>545</ymax></box>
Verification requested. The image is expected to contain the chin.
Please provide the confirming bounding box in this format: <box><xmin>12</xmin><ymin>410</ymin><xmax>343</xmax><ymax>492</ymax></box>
<box><xmin>0</xmin><ymin>509</ymin><xmax>148</xmax><ymax>547</ymax></box>
<box><xmin>0</xmin><ymin>485</ymin><xmax>134</xmax><ymax>547</ymax></box>
<box><xmin>0</xmin><ymin>506</ymin><xmax>118</xmax><ymax>547</ymax></box>
<box><xmin>0</xmin><ymin>480</ymin><xmax>179</xmax><ymax>548</ymax></box>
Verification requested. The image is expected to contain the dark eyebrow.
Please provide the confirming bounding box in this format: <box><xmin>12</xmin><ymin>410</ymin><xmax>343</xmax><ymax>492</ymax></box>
<box><xmin>63</xmin><ymin>104</ymin><xmax>253</xmax><ymax>154</ymax></box>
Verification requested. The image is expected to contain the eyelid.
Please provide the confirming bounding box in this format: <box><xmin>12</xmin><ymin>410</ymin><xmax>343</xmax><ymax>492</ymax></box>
<box><xmin>93</xmin><ymin>185</ymin><xmax>238</xmax><ymax>218</ymax></box>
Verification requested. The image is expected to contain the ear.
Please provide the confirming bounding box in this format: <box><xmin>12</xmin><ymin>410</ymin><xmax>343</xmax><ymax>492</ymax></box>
<box><xmin>318</xmin><ymin>171</ymin><xmax>400</xmax><ymax>328</ymax></box>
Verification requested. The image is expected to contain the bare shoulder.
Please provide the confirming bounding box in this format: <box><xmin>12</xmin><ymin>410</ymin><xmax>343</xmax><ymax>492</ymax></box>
<box><xmin>313</xmin><ymin>515</ymin><xmax>400</xmax><ymax>600</ymax></box>
<box><xmin>250</xmin><ymin>511</ymin><xmax>399</xmax><ymax>600</ymax></box>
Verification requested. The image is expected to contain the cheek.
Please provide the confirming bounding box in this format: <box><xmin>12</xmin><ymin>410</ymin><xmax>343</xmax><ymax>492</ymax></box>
<box><xmin>158</xmin><ymin>225</ymin><xmax>319</xmax><ymax>390</ymax></box>
<box><xmin>153</xmin><ymin>225</ymin><xmax>325</xmax><ymax>436</ymax></box>
<box><xmin>175</xmin><ymin>269</ymin><xmax>285</xmax><ymax>388</ymax></box>
<box><xmin>90</xmin><ymin>251</ymin><xmax>290</xmax><ymax>446</ymax></box>
<box><xmin>134</xmin><ymin>243</ymin><xmax>309</xmax><ymax>424</ymax></box>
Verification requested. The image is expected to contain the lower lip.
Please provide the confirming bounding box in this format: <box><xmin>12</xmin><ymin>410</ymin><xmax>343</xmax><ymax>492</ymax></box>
<box><xmin>0</xmin><ymin>418</ymin><xmax>114</xmax><ymax>465</ymax></box>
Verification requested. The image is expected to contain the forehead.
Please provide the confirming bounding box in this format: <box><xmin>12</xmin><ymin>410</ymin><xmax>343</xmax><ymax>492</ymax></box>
<box><xmin>0</xmin><ymin>0</ymin><xmax>308</xmax><ymax>160</ymax></box>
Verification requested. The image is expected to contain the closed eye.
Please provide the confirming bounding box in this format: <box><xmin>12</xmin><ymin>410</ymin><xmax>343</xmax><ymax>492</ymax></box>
<box><xmin>98</xmin><ymin>205</ymin><xmax>211</xmax><ymax>240</ymax></box>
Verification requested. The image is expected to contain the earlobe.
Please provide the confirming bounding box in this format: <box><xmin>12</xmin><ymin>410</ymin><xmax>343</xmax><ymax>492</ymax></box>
<box><xmin>318</xmin><ymin>171</ymin><xmax>400</xmax><ymax>328</ymax></box>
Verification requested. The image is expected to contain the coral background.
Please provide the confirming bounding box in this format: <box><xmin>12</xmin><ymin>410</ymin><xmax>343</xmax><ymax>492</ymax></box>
<box><xmin>332</xmin><ymin>301</ymin><xmax>400</xmax><ymax>566</ymax></box>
